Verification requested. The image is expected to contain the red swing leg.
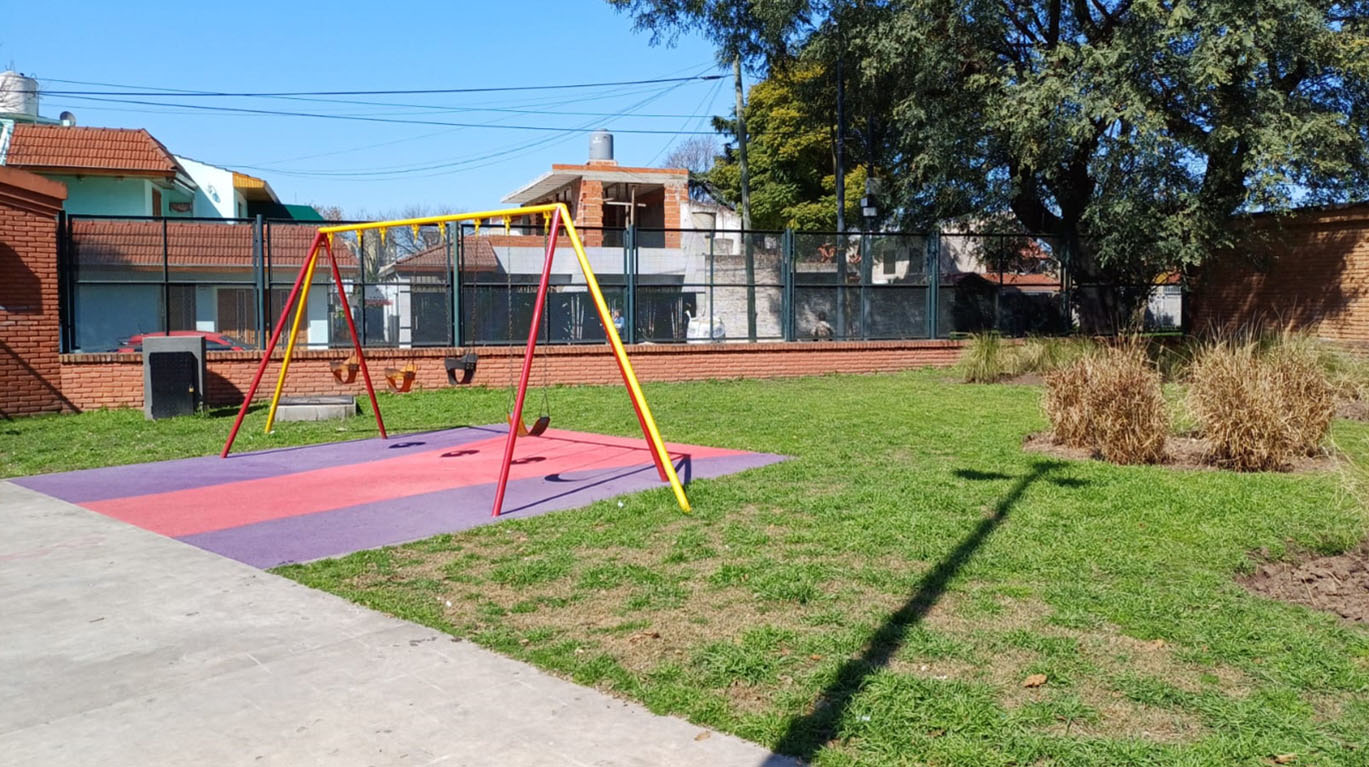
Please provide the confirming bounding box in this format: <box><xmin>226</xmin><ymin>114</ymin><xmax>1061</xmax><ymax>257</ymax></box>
<box><xmin>491</xmin><ymin>208</ymin><xmax>562</xmax><ymax>517</ymax></box>
<box><xmin>222</xmin><ymin>233</ymin><xmax>324</xmax><ymax>457</ymax></box>
<box><xmin>323</xmin><ymin>235</ymin><xmax>386</xmax><ymax>439</ymax></box>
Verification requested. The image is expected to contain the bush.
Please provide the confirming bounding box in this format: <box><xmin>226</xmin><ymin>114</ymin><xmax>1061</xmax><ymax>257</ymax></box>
<box><xmin>958</xmin><ymin>332</ymin><xmax>1014</xmax><ymax>383</ymax></box>
<box><xmin>1188</xmin><ymin>338</ymin><xmax>1334</xmax><ymax>471</ymax></box>
<box><xmin>1017</xmin><ymin>336</ymin><xmax>1098</xmax><ymax>376</ymax></box>
<box><xmin>1043</xmin><ymin>361</ymin><xmax>1094</xmax><ymax>448</ymax></box>
<box><xmin>1044</xmin><ymin>344</ymin><xmax>1169</xmax><ymax>464</ymax></box>
<box><xmin>1264</xmin><ymin>340</ymin><xmax>1336</xmax><ymax>455</ymax></box>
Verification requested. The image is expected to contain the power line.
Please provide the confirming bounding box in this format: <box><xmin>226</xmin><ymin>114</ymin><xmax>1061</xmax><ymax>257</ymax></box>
<box><xmin>229</xmin><ymin>79</ymin><xmax>698</xmax><ymax>179</ymax></box>
<box><xmin>26</xmin><ymin>74</ymin><xmax>724</xmax><ymax>98</ymax></box>
<box><xmin>54</xmin><ymin>94</ymin><xmax>721</xmax><ymax>135</ymax></box>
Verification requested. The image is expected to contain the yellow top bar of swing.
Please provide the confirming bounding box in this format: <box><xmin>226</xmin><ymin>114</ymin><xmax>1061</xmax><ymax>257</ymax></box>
<box><xmin>317</xmin><ymin>204</ymin><xmax>563</xmax><ymax>234</ymax></box>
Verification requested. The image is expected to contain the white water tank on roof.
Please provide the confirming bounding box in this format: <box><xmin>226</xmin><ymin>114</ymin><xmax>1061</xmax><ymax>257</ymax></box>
<box><xmin>589</xmin><ymin>130</ymin><xmax>614</xmax><ymax>162</ymax></box>
<box><xmin>0</xmin><ymin>71</ymin><xmax>39</xmax><ymax>118</ymax></box>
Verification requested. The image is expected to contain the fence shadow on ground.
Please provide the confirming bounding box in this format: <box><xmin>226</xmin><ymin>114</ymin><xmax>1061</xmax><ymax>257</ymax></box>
<box><xmin>772</xmin><ymin>459</ymin><xmax>1083</xmax><ymax>761</ymax></box>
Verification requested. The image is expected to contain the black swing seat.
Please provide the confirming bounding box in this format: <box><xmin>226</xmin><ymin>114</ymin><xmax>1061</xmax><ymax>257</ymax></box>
<box><xmin>443</xmin><ymin>352</ymin><xmax>479</xmax><ymax>385</ymax></box>
<box><xmin>527</xmin><ymin>415</ymin><xmax>550</xmax><ymax>436</ymax></box>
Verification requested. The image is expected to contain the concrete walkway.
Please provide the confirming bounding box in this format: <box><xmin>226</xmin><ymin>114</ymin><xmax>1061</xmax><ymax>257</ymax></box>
<box><xmin>0</xmin><ymin>482</ymin><xmax>796</xmax><ymax>766</ymax></box>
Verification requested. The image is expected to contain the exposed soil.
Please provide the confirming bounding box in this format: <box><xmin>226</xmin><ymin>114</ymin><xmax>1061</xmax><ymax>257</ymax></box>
<box><xmin>1239</xmin><ymin>543</ymin><xmax>1369</xmax><ymax>623</ymax></box>
<box><xmin>1336</xmin><ymin>398</ymin><xmax>1369</xmax><ymax>422</ymax></box>
<box><xmin>1023</xmin><ymin>432</ymin><xmax>1340</xmax><ymax>474</ymax></box>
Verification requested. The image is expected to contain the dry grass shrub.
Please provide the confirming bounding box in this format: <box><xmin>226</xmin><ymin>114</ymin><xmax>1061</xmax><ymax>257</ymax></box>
<box><xmin>1188</xmin><ymin>338</ymin><xmax>1334</xmax><ymax>471</ymax></box>
<box><xmin>1044</xmin><ymin>344</ymin><xmax>1168</xmax><ymax>464</ymax></box>
<box><xmin>1044</xmin><ymin>361</ymin><xmax>1094</xmax><ymax>448</ymax></box>
<box><xmin>1266</xmin><ymin>340</ymin><xmax>1336</xmax><ymax>454</ymax></box>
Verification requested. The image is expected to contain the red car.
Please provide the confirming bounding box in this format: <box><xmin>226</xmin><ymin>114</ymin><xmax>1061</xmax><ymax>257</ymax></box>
<box><xmin>117</xmin><ymin>331</ymin><xmax>249</xmax><ymax>353</ymax></box>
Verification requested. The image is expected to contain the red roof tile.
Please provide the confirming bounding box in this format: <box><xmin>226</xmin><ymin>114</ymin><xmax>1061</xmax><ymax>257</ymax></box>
<box><xmin>391</xmin><ymin>238</ymin><xmax>498</xmax><ymax>273</ymax></box>
<box><xmin>7</xmin><ymin>125</ymin><xmax>180</xmax><ymax>176</ymax></box>
<box><xmin>71</xmin><ymin>220</ymin><xmax>357</xmax><ymax>271</ymax></box>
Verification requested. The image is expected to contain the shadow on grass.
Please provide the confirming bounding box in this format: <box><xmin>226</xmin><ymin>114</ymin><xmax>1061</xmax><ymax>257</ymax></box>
<box><xmin>773</xmin><ymin>459</ymin><xmax>1081</xmax><ymax>760</ymax></box>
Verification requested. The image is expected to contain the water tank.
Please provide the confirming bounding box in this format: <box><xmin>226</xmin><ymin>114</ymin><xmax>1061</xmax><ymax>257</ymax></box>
<box><xmin>0</xmin><ymin>71</ymin><xmax>39</xmax><ymax>118</ymax></box>
<box><xmin>589</xmin><ymin>130</ymin><xmax>614</xmax><ymax>162</ymax></box>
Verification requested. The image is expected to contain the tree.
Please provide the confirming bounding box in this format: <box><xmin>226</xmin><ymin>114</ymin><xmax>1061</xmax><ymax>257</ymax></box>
<box><xmin>706</xmin><ymin>60</ymin><xmax>870</xmax><ymax>230</ymax></box>
<box><xmin>834</xmin><ymin>0</ymin><xmax>1369</xmax><ymax>328</ymax></box>
<box><xmin>662</xmin><ymin>135</ymin><xmax>722</xmax><ymax>201</ymax></box>
<box><xmin>612</xmin><ymin>0</ymin><xmax>1369</xmax><ymax>331</ymax></box>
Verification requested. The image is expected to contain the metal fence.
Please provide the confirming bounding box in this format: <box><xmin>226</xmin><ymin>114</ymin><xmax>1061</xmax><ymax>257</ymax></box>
<box><xmin>57</xmin><ymin>214</ymin><xmax>1180</xmax><ymax>354</ymax></box>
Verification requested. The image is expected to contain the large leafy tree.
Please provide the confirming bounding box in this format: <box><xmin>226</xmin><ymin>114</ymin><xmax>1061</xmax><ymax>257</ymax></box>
<box><xmin>834</xmin><ymin>0</ymin><xmax>1369</xmax><ymax>325</ymax></box>
<box><xmin>611</xmin><ymin>0</ymin><xmax>1369</xmax><ymax>328</ymax></box>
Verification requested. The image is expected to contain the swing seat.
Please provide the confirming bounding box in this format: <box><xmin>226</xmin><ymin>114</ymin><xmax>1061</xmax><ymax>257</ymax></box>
<box><xmin>330</xmin><ymin>355</ymin><xmax>360</xmax><ymax>384</ymax></box>
<box><xmin>443</xmin><ymin>352</ymin><xmax>479</xmax><ymax>385</ymax></box>
<box><xmin>384</xmin><ymin>362</ymin><xmax>418</xmax><ymax>393</ymax></box>
<box><xmin>509</xmin><ymin>413</ymin><xmax>551</xmax><ymax>437</ymax></box>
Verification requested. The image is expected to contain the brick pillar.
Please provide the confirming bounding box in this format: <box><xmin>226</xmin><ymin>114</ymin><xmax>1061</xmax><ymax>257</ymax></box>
<box><xmin>663</xmin><ymin>181</ymin><xmax>685</xmax><ymax>249</ymax></box>
<box><xmin>0</xmin><ymin>168</ymin><xmax>69</xmax><ymax>415</ymax></box>
<box><xmin>577</xmin><ymin>179</ymin><xmax>604</xmax><ymax>247</ymax></box>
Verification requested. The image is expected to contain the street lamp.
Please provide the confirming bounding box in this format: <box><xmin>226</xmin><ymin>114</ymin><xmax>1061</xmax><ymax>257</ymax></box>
<box><xmin>860</xmin><ymin>177</ymin><xmax>878</xmax><ymax>231</ymax></box>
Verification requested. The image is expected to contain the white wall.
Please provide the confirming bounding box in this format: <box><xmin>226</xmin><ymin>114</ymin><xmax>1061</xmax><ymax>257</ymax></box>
<box><xmin>175</xmin><ymin>156</ymin><xmax>237</xmax><ymax>218</ymax></box>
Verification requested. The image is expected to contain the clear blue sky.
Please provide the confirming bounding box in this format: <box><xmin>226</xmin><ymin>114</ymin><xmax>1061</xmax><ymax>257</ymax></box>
<box><xmin>1</xmin><ymin>1</ymin><xmax>729</xmax><ymax>216</ymax></box>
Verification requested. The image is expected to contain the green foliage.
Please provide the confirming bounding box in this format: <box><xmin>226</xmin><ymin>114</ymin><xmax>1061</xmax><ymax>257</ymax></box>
<box><xmin>706</xmin><ymin>61</ymin><xmax>870</xmax><ymax>230</ymax></box>
<box><xmin>614</xmin><ymin>0</ymin><xmax>1369</xmax><ymax>327</ymax></box>
<box><xmin>958</xmin><ymin>331</ymin><xmax>1015</xmax><ymax>383</ymax></box>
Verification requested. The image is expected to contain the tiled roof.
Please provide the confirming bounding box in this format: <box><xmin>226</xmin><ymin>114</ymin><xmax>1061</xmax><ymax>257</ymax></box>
<box><xmin>71</xmin><ymin>220</ymin><xmax>357</xmax><ymax>271</ymax></box>
<box><xmin>391</xmin><ymin>238</ymin><xmax>499</xmax><ymax>273</ymax></box>
<box><xmin>6</xmin><ymin>125</ymin><xmax>181</xmax><ymax>176</ymax></box>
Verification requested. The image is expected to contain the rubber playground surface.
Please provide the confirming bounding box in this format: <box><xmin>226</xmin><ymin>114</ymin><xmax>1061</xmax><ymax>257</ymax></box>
<box><xmin>14</xmin><ymin>426</ymin><xmax>784</xmax><ymax>568</ymax></box>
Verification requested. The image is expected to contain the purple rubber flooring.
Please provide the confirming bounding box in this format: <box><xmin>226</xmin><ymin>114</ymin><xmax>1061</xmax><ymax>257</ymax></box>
<box><xmin>13</xmin><ymin>426</ymin><xmax>785</xmax><ymax>568</ymax></box>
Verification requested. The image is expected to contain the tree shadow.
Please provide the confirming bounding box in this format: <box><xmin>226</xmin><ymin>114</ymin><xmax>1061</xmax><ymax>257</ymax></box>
<box><xmin>773</xmin><ymin>459</ymin><xmax>1083</xmax><ymax>760</ymax></box>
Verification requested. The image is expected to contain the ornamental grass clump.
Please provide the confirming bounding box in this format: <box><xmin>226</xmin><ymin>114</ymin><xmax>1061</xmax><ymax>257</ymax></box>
<box><xmin>1044</xmin><ymin>344</ymin><xmax>1168</xmax><ymax>464</ymax></box>
<box><xmin>1043</xmin><ymin>360</ymin><xmax>1094</xmax><ymax>448</ymax></box>
<box><xmin>959</xmin><ymin>332</ymin><xmax>1015</xmax><ymax>383</ymax></box>
<box><xmin>1188</xmin><ymin>338</ymin><xmax>1334</xmax><ymax>471</ymax></box>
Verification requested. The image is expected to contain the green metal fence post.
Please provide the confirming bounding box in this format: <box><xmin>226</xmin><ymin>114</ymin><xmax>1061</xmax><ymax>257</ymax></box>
<box><xmin>745</xmin><ymin>231</ymin><xmax>757</xmax><ymax>342</ymax></box>
<box><xmin>860</xmin><ymin>232</ymin><xmax>872</xmax><ymax>339</ymax></box>
<box><xmin>252</xmin><ymin>215</ymin><xmax>265</xmax><ymax>349</ymax></box>
<box><xmin>626</xmin><ymin>226</ymin><xmax>637</xmax><ymax>345</ymax></box>
<box><xmin>451</xmin><ymin>222</ymin><xmax>462</xmax><ymax>347</ymax></box>
<box><xmin>782</xmin><ymin>228</ymin><xmax>795</xmax><ymax>341</ymax></box>
<box><xmin>927</xmin><ymin>231</ymin><xmax>941</xmax><ymax>338</ymax></box>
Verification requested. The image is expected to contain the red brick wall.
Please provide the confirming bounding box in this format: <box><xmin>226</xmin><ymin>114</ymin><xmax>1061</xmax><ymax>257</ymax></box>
<box><xmin>57</xmin><ymin>340</ymin><xmax>964</xmax><ymax>411</ymax></box>
<box><xmin>1189</xmin><ymin>206</ymin><xmax>1369</xmax><ymax>344</ymax></box>
<box><xmin>0</xmin><ymin>168</ymin><xmax>69</xmax><ymax>415</ymax></box>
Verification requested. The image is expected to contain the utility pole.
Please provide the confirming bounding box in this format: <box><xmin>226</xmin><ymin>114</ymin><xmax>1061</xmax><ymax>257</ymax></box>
<box><xmin>735</xmin><ymin>54</ymin><xmax>757</xmax><ymax>340</ymax></box>
<box><xmin>733</xmin><ymin>55</ymin><xmax>752</xmax><ymax>230</ymax></box>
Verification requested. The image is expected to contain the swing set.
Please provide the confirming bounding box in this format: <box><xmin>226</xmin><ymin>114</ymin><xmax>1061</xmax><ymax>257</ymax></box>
<box><xmin>220</xmin><ymin>203</ymin><xmax>691</xmax><ymax>518</ymax></box>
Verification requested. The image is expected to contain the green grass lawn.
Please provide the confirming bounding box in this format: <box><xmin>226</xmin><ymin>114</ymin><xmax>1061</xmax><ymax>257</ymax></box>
<box><xmin>6</xmin><ymin>370</ymin><xmax>1369</xmax><ymax>765</ymax></box>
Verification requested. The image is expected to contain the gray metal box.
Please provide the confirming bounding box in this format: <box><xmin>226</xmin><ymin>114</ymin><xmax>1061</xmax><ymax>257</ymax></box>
<box><xmin>142</xmin><ymin>335</ymin><xmax>207</xmax><ymax>419</ymax></box>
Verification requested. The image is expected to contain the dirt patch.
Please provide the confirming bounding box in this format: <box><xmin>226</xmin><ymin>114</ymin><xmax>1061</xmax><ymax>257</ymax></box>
<box><xmin>1023</xmin><ymin>432</ymin><xmax>1340</xmax><ymax>474</ymax></box>
<box><xmin>1240</xmin><ymin>542</ymin><xmax>1369</xmax><ymax>623</ymax></box>
<box><xmin>1336</xmin><ymin>398</ymin><xmax>1369</xmax><ymax>422</ymax></box>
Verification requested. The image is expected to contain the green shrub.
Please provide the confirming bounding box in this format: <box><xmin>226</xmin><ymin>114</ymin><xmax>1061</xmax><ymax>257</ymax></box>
<box><xmin>958</xmin><ymin>332</ymin><xmax>1014</xmax><ymax>383</ymax></box>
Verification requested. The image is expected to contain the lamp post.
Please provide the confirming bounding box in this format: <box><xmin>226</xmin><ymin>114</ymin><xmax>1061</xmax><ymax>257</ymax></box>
<box><xmin>859</xmin><ymin>178</ymin><xmax>878</xmax><ymax>339</ymax></box>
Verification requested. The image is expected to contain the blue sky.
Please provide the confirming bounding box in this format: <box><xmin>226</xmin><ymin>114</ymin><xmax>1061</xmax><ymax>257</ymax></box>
<box><xmin>2</xmin><ymin>1</ymin><xmax>729</xmax><ymax>216</ymax></box>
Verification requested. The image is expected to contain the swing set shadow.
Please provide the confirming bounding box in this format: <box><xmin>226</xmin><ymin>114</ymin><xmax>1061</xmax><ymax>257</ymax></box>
<box><xmin>772</xmin><ymin>459</ymin><xmax>1085</xmax><ymax>761</ymax></box>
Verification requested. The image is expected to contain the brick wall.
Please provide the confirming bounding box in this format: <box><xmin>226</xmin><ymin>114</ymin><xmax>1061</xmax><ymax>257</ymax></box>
<box><xmin>57</xmin><ymin>339</ymin><xmax>964</xmax><ymax>411</ymax></box>
<box><xmin>1189</xmin><ymin>205</ymin><xmax>1369</xmax><ymax>344</ymax></box>
<box><xmin>0</xmin><ymin>168</ymin><xmax>69</xmax><ymax>416</ymax></box>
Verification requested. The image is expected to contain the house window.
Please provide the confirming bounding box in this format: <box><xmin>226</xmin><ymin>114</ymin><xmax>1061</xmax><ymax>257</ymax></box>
<box><xmin>152</xmin><ymin>188</ymin><xmax>163</xmax><ymax>218</ymax></box>
<box><xmin>167</xmin><ymin>285</ymin><xmax>196</xmax><ymax>330</ymax></box>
